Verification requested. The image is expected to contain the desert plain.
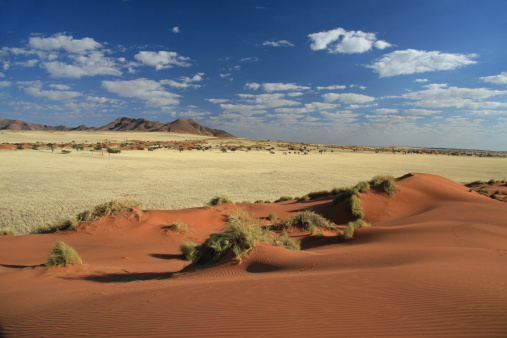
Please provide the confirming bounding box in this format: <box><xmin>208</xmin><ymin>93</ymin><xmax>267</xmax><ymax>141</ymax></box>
<box><xmin>1</xmin><ymin>131</ymin><xmax>507</xmax><ymax>337</ymax></box>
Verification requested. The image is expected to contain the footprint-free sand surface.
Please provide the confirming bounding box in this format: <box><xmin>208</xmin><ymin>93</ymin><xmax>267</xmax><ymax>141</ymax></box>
<box><xmin>1</xmin><ymin>173</ymin><xmax>506</xmax><ymax>337</ymax></box>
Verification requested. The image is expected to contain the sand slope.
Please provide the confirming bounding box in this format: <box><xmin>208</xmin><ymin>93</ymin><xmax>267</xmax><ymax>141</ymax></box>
<box><xmin>1</xmin><ymin>173</ymin><xmax>506</xmax><ymax>337</ymax></box>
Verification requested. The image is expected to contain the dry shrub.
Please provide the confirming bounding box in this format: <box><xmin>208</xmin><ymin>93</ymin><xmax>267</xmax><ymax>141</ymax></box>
<box><xmin>275</xmin><ymin>210</ymin><xmax>334</xmax><ymax>232</ymax></box>
<box><xmin>45</xmin><ymin>241</ymin><xmax>82</xmax><ymax>267</ymax></box>
<box><xmin>369</xmin><ymin>175</ymin><xmax>399</xmax><ymax>196</ymax></box>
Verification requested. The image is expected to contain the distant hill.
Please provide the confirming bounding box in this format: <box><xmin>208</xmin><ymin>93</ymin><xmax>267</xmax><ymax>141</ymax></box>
<box><xmin>0</xmin><ymin>117</ymin><xmax>234</xmax><ymax>137</ymax></box>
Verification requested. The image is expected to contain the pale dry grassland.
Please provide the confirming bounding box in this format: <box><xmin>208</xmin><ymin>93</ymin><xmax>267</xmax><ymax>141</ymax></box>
<box><xmin>1</xmin><ymin>131</ymin><xmax>506</xmax><ymax>234</ymax></box>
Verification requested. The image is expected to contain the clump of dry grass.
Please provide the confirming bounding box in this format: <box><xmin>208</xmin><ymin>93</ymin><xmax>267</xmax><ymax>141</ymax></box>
<box><xmin>369</xmin><ymin>175</ymin><xmax>399</xmax><ymax>196</ymax></box>
<box><xmin>76</xmin><ymin>200</ymin><xmax>142</xmax><ymax>223</ymax></box>
<box><xmin>180</xmin><ymin>241</ymin><xmax>199</xmax><ymax>261</ymax></box>
<box><xmin>162</xmin><ymin>220</ymin><xmax>193</xmax><ymax>234</ymax></box>
<box><xmin>45</xmin><ymin>241</ymin><xmax>82</xmax><ymax>267</ymax></box>
<box><xmin>206</xmin><ymin>196</ymin><xmax>232</xmax><ymax>206</ymax></box>
<box><xmin>274</xmin><ymin>210</ymin><xmax>334</xmax><ymax>232</ymax></box>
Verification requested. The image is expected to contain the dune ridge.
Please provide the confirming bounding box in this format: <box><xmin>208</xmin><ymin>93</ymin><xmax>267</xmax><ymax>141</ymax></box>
<box><xmin>1</xmin><ymin>173</ymin><xmax>506</xmax><ymax>337</ymax></box>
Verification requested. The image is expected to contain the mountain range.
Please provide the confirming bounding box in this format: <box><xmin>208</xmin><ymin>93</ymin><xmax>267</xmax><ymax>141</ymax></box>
<box><xmin>0</xmin><ymin>117</ymin><xmax>234</xmax><ymax>137</ymax></box>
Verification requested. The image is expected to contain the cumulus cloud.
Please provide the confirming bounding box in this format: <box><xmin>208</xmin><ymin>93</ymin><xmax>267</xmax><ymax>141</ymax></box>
<box><xmin>19</xmin><ymin>81</ymin><xmax>81</xmax><ymax>100</ymax></box>
<box><xmin>134</xmin><ymin>51</ymin><xmax>190</xmax><ymax>70</ymax></box>
<box><xmin>262</xmin><ymin>40</ymin><xmax>294</xmax><ymax>47</ymax></box>
<box><xmin>322</xmin><ymin>92</ymin><xmax>375</xmax><ymax>104</ymax></box>
<box><xmin>206</xmin><ymin>98</ymin><xmax>229</xmax><ymax>104</ymax></box>
<box><xmin>219</xmin><ymin>103</ymin><xmax>267</xmax><ymax>115</ymax></box>
<box><xmin>402</xmin><ymin>83</ymin><xmax>507</xmax><ymax>109</ymax></box>
<box><xmin>415</xmin><ymin>78</ymin><xmax>428</xmax><ymax>83</ymax></box>
<box><xmin>172</xmin><ymin>27</ymin><xmax>180</xmax><ymax>34</ymax></box>
<box><xmin>403</xmin><ymin>108</ymin><xmax>441</xmax><ymax>116</ymax></box>
<box><xmin>316</xmin><ymin>85</ymin><xmax>346</xmax><ymax>91</ymax></box>
<box><xmin>43</xmin><ymin>51</ymin><xmax>122</xmax><ymax>78</ymax></box>
<box><xmin>102</xmin><ymin>78</ymin><xmax>180</xmax><ymax>107</ymax></box>
<box><xmin>161</xmin><ymin>73</ymin><xmax>204</xmax><ymax>88</ymax></box>
<box><xmin>49</xmin><ymin>84</ymin><xmax>71</xmax><ymax>90</ymax></box>
<box><xmin>274</xmin><ymin>102</ymin><xmax>339</xmax><ymax>114</ymax></box>
<box><xmin>481</xmin><ymin>72</ymin><xmax>507</xmax><ymax>85</ymax></box>
<box><xmin>308</xmin><ymin>27</ymin><xmax>392</xmax><ymax>54</ymax></box>
<box><xmin>236</xmin><ymin>93</ymin><xmax>301</xmax><ymax>108</ymax></box>
<box><xmin>246</xmin><ymin>82</ymin><xmax>311</xmax><ymax>92</ymax></box>
<box><xmin>368</xmin><ymin>49</ymin><xmax>477</xmax><ymax>77</ymax></box>
<box><xmin>373</xmin><ymin>108</ymin><xmax>398</xmax><ymax>114</ymax></box>
<box><xmin>28</xmin><ymin>33</ymin><xmax>102</xmax><ymax>53</ymax></box>
<box><xmin>0</xmin><ymin>80</ymin><xmax>11</xmax><ymax>88</ymax></box>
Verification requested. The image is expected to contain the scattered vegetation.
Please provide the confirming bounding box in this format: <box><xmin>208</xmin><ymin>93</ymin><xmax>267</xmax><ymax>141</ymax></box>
<box><xmin>206</xmin><ymin>196</ymin><xmax>232</xmax><ymax>206</ymax></box>
<box><xmin>348</xmin><ymin>194</ymin><xmax>365</xmax><ymax>219</ymax></box>
<box><xmin>45</xmin><ymin>241</ymin><xmax>82</xmax><ymax>267</ymax></box>
<box><xmin>275</xmin><ymin>196</ymin><xmax>293</xmax><ymax>202</ymax></box>
<box><xmin>273</xmin><ymin>230</ymin><xmax>301</xmax><ymax>250</ymax></box>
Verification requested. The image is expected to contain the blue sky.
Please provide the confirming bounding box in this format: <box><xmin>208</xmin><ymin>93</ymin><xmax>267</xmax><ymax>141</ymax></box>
<box><xmin>1</xmin><ymin>0</ymin><xmax>506</xmax><ymax>150</ymax></box>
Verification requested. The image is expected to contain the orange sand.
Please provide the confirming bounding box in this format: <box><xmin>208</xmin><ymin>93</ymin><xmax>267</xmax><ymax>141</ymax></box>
<box><xmin>1</xmin><ymin>173</ymin><xmax>506</xmax><ymax>337</ymax></box>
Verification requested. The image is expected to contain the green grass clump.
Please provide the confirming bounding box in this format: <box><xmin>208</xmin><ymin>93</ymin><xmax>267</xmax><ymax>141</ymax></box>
<box><xmin>342</xmin><ymin>223</ymin><xmax>355</xmax><ymax>239</ymax></box>
<box><xmin>273</xmin><ymin>230</ymin><xmax>301</xmax><ymax>250</ymax></box>
<box><xmin>275</xmin><ymin>196</ymin><xmax>293</xmax><ymax>202</ymax></box>
<box><xmin>76</xmin><ymin>200</ymin><xmax>142</xmax><ymax>223</ymax></box>
<box><xmin>306</xmin><ymin>190</ymin><xmax>331</xmax><ymax>199</ymax></box>
<box><xmin>180</xmin><ymin>241</ymin><xmax>199</xmax><ymax>261</ymax></box>
<box><xmin>206</xmin><ymin>196</ymin><xmax>232</xmax><ymax>206</ymax></box>
<box><xmin>354</xmin><ymin>181</ymin><xmax>370</xmax><ymax>193</ymax></box>
<box><xmin>45</xmin><ymin>241</ymin><xmax>82</xmax><ymax>267</ymax></box>
<box><xmin>0</xmin><ymin>228</ymin><xmax>17</xmax><ymax>236</ymax></box>
<box><xmin>349</xmin><ymin>219</ymin><xmax>371</xmax><ymax>229</ymax></box>
<box><xmin>348</xmin><ymin>194</ymin><xmax>364</xmax><ymax>219</ymax></box>
<box><xmin>275</xmin><ymin>210</ymin><xmax>334</xmax><ymax>232</ymax></box>
<box><xmin>369</xmin><ymin>175</ymin><xmax>399</xmax><ymax>196</ymax></box>
<box><xmin>192</xmin><ymin>211</ymin><xmax>273</xmax><ymax>265</ymax></box>
<box><xmin>465</xmin><ymin>180</ymin><xmax>486</xmax><ymax>188</ymax></box>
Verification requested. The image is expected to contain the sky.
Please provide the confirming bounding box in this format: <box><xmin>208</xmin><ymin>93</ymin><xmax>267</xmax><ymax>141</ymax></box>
<box><xmin>1</xmin><ymin>0</ymin><xmax>506</xmax><ymax>150</ymax></box>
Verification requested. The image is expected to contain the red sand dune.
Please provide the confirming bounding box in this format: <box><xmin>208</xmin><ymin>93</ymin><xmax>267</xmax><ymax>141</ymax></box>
<box><xmin>1</xmin><ymin>173</ymin><xmax>506</xmax><ymax>337</ymax></box>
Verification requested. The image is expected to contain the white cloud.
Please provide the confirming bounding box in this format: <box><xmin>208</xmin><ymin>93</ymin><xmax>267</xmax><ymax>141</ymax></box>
<box><xmin>134</xmin><ymin>51</ymin><xmax>190</xmax><ymax>70</ymax></box>
<box><xmin>415</xmin><ymin>78</ymin><xmax>428</xmax><ymax>83</ymax></box>
<box><xmin>317</xmin><ymin>85</ymin><xmax>346</xmax><ymax>91</ymax></box>
<box><xmin>240</xmin><ymin>57</ymin><xmax>260</xmax><ymax>62</ymax></box>
<box><xmin>0</xmin><ymin>80</ymin><xmax>11</xmax><ymax>88</ymax></box>
<box><xmin>349</xmin><ymin>84</ymin><xmax>366</xmax><ymax>90</ymax></box>
<box><xmin>43</xmin><ymin>51</ymin><xmax>122</xmax><ymax>78</ymax></box>
<box><xmin>322</xmin><ymin>92</ymin><xmax>375</xmax><ymax>104</ymax></box>
<box><xmin>0</xmin><ymin>72</ymin><xmax>5</xmax><ymax>77</ymax></box>
<box><xmin>481</xmin><ymin>72</ymin><xmax>507</xmax><ymax>85</ymax></box>
<box><xmin>161</xmin><ymin>73</ymin><xmax>205</xmax><ymax>89</ymax></box>
<box><xmin>172</xmin><ymin>27</ymin><xmax>180</xmax><ymax>34</ymax></box>
<box><xmin>263</xmin><ymin>82</ymin><xmax>311</xmax><ymax>92</ymax></box>
<box><xmin>263</xmin><ymin>40</ymin><xmax>294</xmax><ymax>47</ymax></box>
<box><xmin>28</xmin><ymin>33</ymin><xmax>102</xmax><ymax>53</ymax></box>
<box><xmin>403</xmin><ymin>108</ymin><xmax>441</xmax><ymax>115</ymax></box>
<box><xmin>19</xmin><ymin>81</ymin><xmax>81</xmax><ymax>100</ymax></box>
<box><xmin>274</xmin><ymin>102</ymin><xmax>339</xmax><ymax>114</ymax></box>
<box><xmin>245</xmin><ymin>82</ymin><xmax>261</xmax><ymax>90</ymax></box>
<box><xmin>102</xmin><ymin>78</ymin><xmax>180</xmax><ymax>107</ymax></box>
<box><xmin>219</xmin><ymin>103</ymin><xmax>267</xmax><ymax>115</ymax></box>
<box><xmin>49</xmin><ymin>84</ymin><xmax>71</xmax><ymax>90</ymax></box>
<box><xmin>402</xmin><ymin>83</ymin><xmax>507</xmax><ymax>109</ymax></box>
<box><xmin>373</xmin><ymin>108</ymin><xmax>398</xmax><ymax>114</ymax></box>
<box><xmin>206</xmin><ymin>98</ymin><xmax>229</xmax><ymax>104</ymax></box>
<box><xmin>237</xmin><ymin>93</ymin><xmax>301</xmax><ymax>108</ymax></box>
<box><xmin>308</xmin><ymin>27</ymin><xmax>392</xmax><ymax>54</ymax></box>
<box><xmin>368</xmin><ymin>49</ymin><xmax>477</xmax><ymax>77</ymax></box>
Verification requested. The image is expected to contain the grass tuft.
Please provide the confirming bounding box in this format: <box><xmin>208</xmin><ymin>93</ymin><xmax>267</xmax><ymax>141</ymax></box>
<box><xmin>348</xmin><ymin>194</ymin><xmax>364</xmax><ymax>219</ymax></box>
<box><xmin>273</xmin><ymin>230</ymin><xmax>301</xmax><ymax>250</ymax></box>
<box><xmin>162</xmin><ymin>220</ymin><xmax>193</xmax><ymax>234</ymax></box>
<box><xmin>206</xmin><ymin>196</ymin><xmax>232</xmax><ymax>206</ymax></box>
<box><xmin>267</xmin><ymin>212</ymin><xmax>277</xmax><ymax>221</ymax></box>
<box><xmin>76</xmin><ymin>200</ymin><xmax>142</xmax><ymax>223</ymax></box>
<box><xmin>369</xmin><ymin>175</ymin><xmax>399</xmax><ymax>196</ymax></box>
<box><xmin>45</xmin><ymin>241</ymin><xmax>82</xmax><ymax>267</ymax></box>
<box><xmin>275</xmin><ymin>196</ymin><xmax>293</xmax><ymax>202</ymax></box>
<box><xmin>180</xmin><ymin>241</ymin><xmax>199</xmax><ymax>261</ymax></box>
<box><xmin>274</xmin><ymin>210</ymin><xmax>334</xmax><ymax>232</ymax></box>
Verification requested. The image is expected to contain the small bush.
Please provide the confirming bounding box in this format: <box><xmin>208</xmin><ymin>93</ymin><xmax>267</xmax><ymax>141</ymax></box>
<box><xmin>207</xmin><ymin>196</ymin><xmax>232</xmax><ymax>206</ymax></box>
<box><xmin>267</xmin><ymin>213</ymin><xmax>277</xmax><ymax>221</ymax></box>
<box><xmin>333</xmin><ymin>191</ymin><xmax>350</xmax><ymax>204</ymax></box>
<box><xmin>180</xmin><ymin>241</ymin><xmax>199</xmax><ymax>261</ymax></box>
<box><xmin>342</xmin><ymin>223</ymin><xmax>354</xmax><ymax>239</ymax></box>
<box><xmin>477</xmin><ymin>189</ymin><xmax>491</xmax><ymax>196</ymax></box>
<box><xmin>487</xmin><ymin>179</ymin><xmax>496</xmax><ymax>185</ymax></box>
<box><xmin>275</xmin><ymin>196</ymin><xmax>293</xmax><ymax>202</ymax></box>
<box><xmin>355</xmin><ymin>181</ymin><xmax>370</xmax><ymax>193</ymax></box>
<box><xmin>348</xmin><ymin>194</ymin><xmax>364</xmax><ymax>219</ymax></box>
<box><xmin>465</xmin><ymin>180</ymin><xmax>486</xmax><ymax>188</ymax></box>
<box><xmin>76</xmin><ymin>200</ymin><xmax>142</xmax><ymax>223</ymax></box>
<box><xmin>306</xmin><ymin>190</ymin><xmax>330</xmax><ymax>199</ymax></box>
<box><xmin>349</xmin><ymin>219</ymin><xmax>371</xmax><ymax>229</ymax></box>
<box><xmin>273</xmin><ymin>230</ymin><xmax>300</xmax><ymax>250</ymax></box>
<box><xmin>369</xmin><ymin>175</ymin><xmax>399</xmax><ymax>196</ymax></box>
<box><xmin>45</xmin><ymin>241</ymin><xmax>82</xmax><ymax>267</ymax></box>
<box><xmin>275</xmin><ymin>210</ymin><xmax>334</xmax><ymax>232</ymax></box>
<box><xmin>192</xmin><ymin>211</ymin><xmax>272</xmax><ymax>265</ymax></box>
<box><xmin>0</xmin><ymin>228</ymin><xmax>17</xmax><ymax>236</ymax></box>
<box><xmin>107</xmin><ymin>147</ymin><xmax>121</xmax><ymax>154</ymax></box>
<box><xmin>163</xmin><ymin>220</ymin><xmax>193</xmax><ymax>234</ymax></box>
<box><xmin>254</xmin><ymin>200</ymin><xmax>265</xmax><ymax>203</ymax></box>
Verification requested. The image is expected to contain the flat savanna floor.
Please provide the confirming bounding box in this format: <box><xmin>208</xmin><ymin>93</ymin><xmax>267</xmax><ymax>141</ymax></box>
<box><xmin>1</xmin><ymin>131</ymin><xmax>506</xmax><ymax>234</ymax></box>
